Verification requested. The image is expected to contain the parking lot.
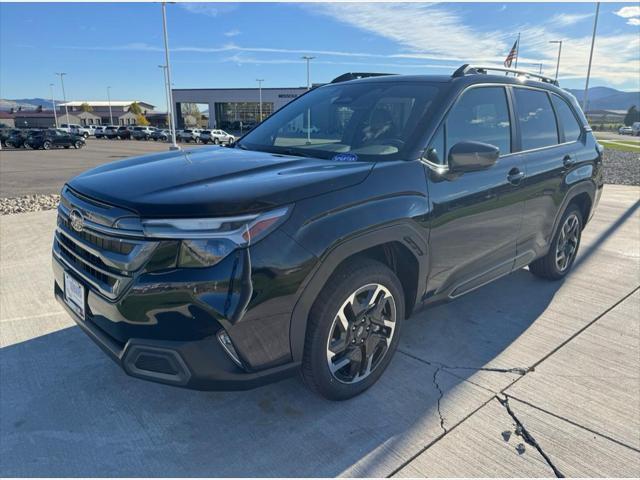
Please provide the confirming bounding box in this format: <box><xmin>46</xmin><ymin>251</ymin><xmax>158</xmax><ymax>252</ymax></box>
<box><xmin>0</xmin><ymin>139</ymin><xmax>208</xmax><ymax>198</ymax></box>
<box><xmin>0</xmin><ymin>181</ymin><xmax>638</xmax><ymax>476</ymax></box>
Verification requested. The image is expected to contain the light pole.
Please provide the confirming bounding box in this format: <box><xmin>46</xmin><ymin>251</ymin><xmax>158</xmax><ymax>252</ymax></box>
<box><xmin>50</xmin><ymin>83</ymin><xmax>58</xmax><ymax>129</ymax></box>
<box><xmin>106</xmin><ymin>86</ymin><xmax>114</xmax><ymax>125</ymax></box>
<box><xmin>583</xmin><ymin>2</ymin><xmax>600</xmax><ymax>112</ymax></box>
<box><xmin>56</xmin><ymin>72</ymin><xmax>69</xmax><ymax>124</ymax></box>
<box><xmin>549</xmin><ymin>40</ymin><xmax>563</xmax><ymax>81</ymax></box>
<box><xmin>256</xmin><ymin>79</ymin><xmax>264</xmax><ymax>122</ymax></box>
<box><xmin>301</xmin><ymin>55</ymin><xmax>315</xmax><ymax>90</ymax></box>
<box><xmin>161</xmin><ymin>2</ymin><xmax>179</xmax><ymax>150</ymax></box>
<box><xmin>158</xmin><ymin>65</ymin><xmax>171</xmax><ymax>129</ymax></box>
<box><xmin>301</xmin><ymin>56</ymin><xmax>315</xmax><ymax>144</ymax></box>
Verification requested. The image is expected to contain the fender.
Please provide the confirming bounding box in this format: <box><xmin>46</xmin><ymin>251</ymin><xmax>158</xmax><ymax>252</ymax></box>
<box><xmin>546</xmin><ymin>179</ymin><xmax>597</xmax><ymax>254</ymax></box>
<box><xmin>288</xmin><ymin>222</ymin><xmax>429</xmax><ymax>362</ymax></box>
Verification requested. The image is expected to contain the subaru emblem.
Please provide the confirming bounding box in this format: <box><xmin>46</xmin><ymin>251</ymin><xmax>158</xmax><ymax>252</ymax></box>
<box><xmin>69</xmin><ymin>209</ymin><xmax>85</xmax><ymax>233</ymax></box>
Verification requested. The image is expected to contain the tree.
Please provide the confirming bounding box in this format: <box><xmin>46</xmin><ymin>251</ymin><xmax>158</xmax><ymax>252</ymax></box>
<box><xmin>80</xmin><ymin>102</ymin><xmax>93</xmax><ymax>112</ymax></box>
<box><xmin>624</xmin><ymin>105</ymin><xmax>640</xmax><ymax>126</ymax></box>
<box><xmin>136</xmin><ymin>114</ymin><xmax>150</xmax><ymax>126</ymax></box>
<box><xmin>128</xmin><ymin>102</ymin><xmax>143</xmax><ymax>115</ymax></box>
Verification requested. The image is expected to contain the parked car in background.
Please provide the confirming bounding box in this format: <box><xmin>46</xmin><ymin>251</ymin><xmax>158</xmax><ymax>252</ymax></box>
<box><xmin>132</xmin><ymin>126</ymin><xmax>156</xmax><ymax>140</ymax></box>
<box><xmin>618</xmin><ymin>126</ymin><xmax>633</xmax><ymax>135</ymax></box>
<box><xmin>6</xmin><ymin>129</ymin><xmax>30</xmax><ymax>148</ymax></box>
<box><xmin>632</xmin><ymin>122</ymin><xmax>640</xmax><ymax>136</ymax></box>
<box><xmin>178</xmin><ymin>128</ymin><xmax>202</xmax><ymax>143</ymax></box>
<box><xmin>151</xmin><ymin>129</ymin><xmax>171</xmax><ymax>142</ymax></box>
<box><xmin>60</xmin><ymin>123</ymin><xmax>90</xmax><ymax>138</ymax></box>
<box><xmin>200</xmin><ymin>129</ymin><xmax>235</xmax><ymax>145</ymax></box>
<box><xmin>0</xmin><ymin>128</ymin><xmax>12</xmax><ymax>147</ymax></box>
<box><xmin>94</xmin><ymin>126</ymin><xmax>106</xmax><ymax>138</ymax></box>
<box><xmin>103</xmin><ymin>126</ymin><xmax>119</xmax><ymax>139</ymax></box>
<box><xmin>117</xmin><ymin>126</ymin><xmax>132</xmax><ymax>140</ymax></box>
<box><xmin>26</xmin><ymin>129</ymin><xmax>85</xmax><ymax>150</ymax></box>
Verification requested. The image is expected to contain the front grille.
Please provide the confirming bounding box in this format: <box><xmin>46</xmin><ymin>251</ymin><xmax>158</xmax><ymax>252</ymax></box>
<box><xmin>57</xmin><ymin>240</ymin><xmax>117</xmax><ymax>288</ymax></box>
<box><xmin>59</xmin><ymin>216</ymin><xmax>134</xmax><ymax>255</ymax></box>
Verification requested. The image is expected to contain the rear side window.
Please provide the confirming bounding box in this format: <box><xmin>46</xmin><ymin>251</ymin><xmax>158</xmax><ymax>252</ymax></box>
<box><xmin>551</xmin><ymin>94</ymin><xmax>582</xmax><ymax>142</ymax></box>
<box><xmin>514</xmin><ymin>88</ymin><xmax>558</xmax><ymax>150</ymax></box>
<box><xmin>446</xmin><ymin>86</ymin><xmax>511</xmax><ymax>158</ymax></box>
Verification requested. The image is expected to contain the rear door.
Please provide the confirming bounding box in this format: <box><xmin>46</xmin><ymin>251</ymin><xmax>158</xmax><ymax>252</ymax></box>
<box><xmin>509</xmin><ymin>87</ymin><xmax>586</xmax><ymax>264</ymax></box>
<box><xmin>425</xmin><ymin>85</ymin><xmax>526</xmax><ymax>299</ymax></box>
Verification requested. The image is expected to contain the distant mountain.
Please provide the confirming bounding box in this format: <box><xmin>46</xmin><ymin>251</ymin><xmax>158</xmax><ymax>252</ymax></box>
<box><xmin>0</xmin><ymin>98</ymin><xmax>58</xmax><ymax>111</ymax></box>
<box><xmin>566</xmin><ymin>87</ymin><xmax>640</xmax><ymax>111</ymax></box>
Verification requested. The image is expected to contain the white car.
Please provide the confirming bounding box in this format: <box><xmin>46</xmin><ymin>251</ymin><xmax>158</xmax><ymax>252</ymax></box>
<box><xmin>60</xmin><ymin>123</ymin><xmax>91</xmax><ymax>138</ymax></box>
<box><xmin>632</xmin><ymin>122</ymin><xmax>640</xmax><ymax>137</ymax></box>
<box><xmin>178</xmin><ymin>128</ymin><xmax>202</xmax><ymax>143</ymax></box>
<box><xmin>200</xmin><ymin>129</ymin><xmax>235</xmax><ymax>145</ymax></box>
<box><xmin>618</xmin><ymin>126</ymin><xmax>633</xmax><ymax>135</ymax></box>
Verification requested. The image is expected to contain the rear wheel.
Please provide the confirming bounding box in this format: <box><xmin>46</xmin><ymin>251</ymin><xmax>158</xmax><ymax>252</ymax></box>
<box><xmin>301</xmin><ymin>259</ymin><xmax>404</xmax><ymax>400</ymax></box>
<box><xmin>74</xmin><ymin>141</ymin><xmax>83</xmax><ymax>149</ymax></box>
<box><xmin>42</xmin><ymin>141</ymin><xmax>51</xmax><ymax>150</ymax></box>
<box><xmin>529</xmin><ymin>204</ymin><xmax>583</xmax><ymax>280</ymax></box>
<box><xmin>213</xmin><ymin>138</ymin><xmax>220</xmax><ymax>145</ymax></box>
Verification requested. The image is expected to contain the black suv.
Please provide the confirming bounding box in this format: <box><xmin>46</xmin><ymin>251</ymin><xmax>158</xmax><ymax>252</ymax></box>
<box><xmin>27</xmin><ymin>129</ymin><xmax>85</xmax><ymax>150</ymax></box>
<box><xmin>53</xmin><ymin>66</ymin><xmax>603</xmax><ymax>399</ymax></box>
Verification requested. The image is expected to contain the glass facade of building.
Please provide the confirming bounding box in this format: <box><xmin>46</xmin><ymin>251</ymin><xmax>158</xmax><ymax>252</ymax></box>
<box><xmin>214</xmin><ymin>102</ymin><xmax>274</xmax><ymax>129</ymax></box>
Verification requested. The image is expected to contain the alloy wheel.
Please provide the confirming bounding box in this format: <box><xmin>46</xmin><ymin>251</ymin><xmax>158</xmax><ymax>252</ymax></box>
<box><xmin>326</xmin><ymin>283</ymin><xmax>397</xmax><ymax>384</ymax></box>
<box><xmin>555</xmin><ymin>213</ymin><xmax>580</xmax><ymax>272</ymax></box>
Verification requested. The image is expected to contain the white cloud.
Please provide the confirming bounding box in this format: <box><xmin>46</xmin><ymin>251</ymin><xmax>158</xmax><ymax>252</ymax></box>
<box><xmin>548</xmin><ymin>13</ymin><xmax>593</xmax><ymax>27</ymax></box>
<box><xmin>180</xmin><ymin>3</ymin><xmax>236</xmax><ymax>18</ymax></box>
<box><xmin>628</xmin><ymin>18</ymin><xmax>640</xmax><ymax>26</ymax></box>
<box><xmin>614</xmin><ymin>6</ymin><xmax>640</xmax><ymax>19</ymax></box>
<box><xmin>224</xmin><ymin>29</ymin><xmax>241</xmax><ymax>37</ymax></box>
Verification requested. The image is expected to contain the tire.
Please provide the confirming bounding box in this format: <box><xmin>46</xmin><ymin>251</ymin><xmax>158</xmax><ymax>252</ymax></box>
<box><xmin>83</xmin><ymin>132</ymin><xmax>89</xmax><ymax>139</ymax></box>
<box><xmin>529</xmin><ymin>204</ymin><xmax>583</xmax><ymax>280</ymax></box>
<box><xmin>213</xmin><ymin>138</ymin><xmax>220</xmax><ymax>145</ymax></box>
<box><xmin>301</xmin><ymin>258</ymin><xmax>404</xmax><ymax>400</ymax></box>
<box><xmin>74</xmin><ymin>141</ymin><xmax>83</xmax><ymax>149</ymax></box>
<box><xmin>43</xmin><ymin>141</ymin><xmax>51</xmax><ymax>150</ymax></box>
<box><xmin>64</xmin><ymin>146</ymin><xmax>70</xmax><ymax>149</ymax></box>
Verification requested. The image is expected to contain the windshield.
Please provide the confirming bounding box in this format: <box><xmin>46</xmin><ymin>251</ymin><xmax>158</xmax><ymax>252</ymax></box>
<box><xmin>238</xmin><ymin>81</ymin><xmax>440</xmax><ymax>161</ymax></box>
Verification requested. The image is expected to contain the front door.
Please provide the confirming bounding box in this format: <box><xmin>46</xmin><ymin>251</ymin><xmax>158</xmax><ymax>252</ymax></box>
<box><xmin>424</xmin><ymin>85</ymin><xmax>526</xmax><ymax>300</ymax></box>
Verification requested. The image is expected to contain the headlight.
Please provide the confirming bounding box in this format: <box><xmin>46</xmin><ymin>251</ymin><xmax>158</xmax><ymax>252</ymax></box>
<box><xmin>141</xmin><ymin>206</ymin><xmax>291</xmax><ymax>268</ymax></box>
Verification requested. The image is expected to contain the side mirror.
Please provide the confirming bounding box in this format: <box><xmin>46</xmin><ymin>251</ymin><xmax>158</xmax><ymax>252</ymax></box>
<box><xmin>448</xmin><ymin>141</ymin><xmax>499</xmax><ymax>173</ymax></box>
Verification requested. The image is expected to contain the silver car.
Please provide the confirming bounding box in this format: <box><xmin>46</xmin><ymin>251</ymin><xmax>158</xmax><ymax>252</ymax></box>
<box><xmin>200</xmin><ymin>129</ymin><xmax>235</xmax><ymax>145</ymax></box>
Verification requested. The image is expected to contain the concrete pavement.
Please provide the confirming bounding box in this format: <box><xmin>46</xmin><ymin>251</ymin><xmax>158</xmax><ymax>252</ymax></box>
<box><xmin>1</xmin><ymin>185</ymin><xmax>638</xmax><ymax>477</ymax></box>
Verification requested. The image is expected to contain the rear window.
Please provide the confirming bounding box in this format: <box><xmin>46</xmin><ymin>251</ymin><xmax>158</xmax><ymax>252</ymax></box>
<box><xmin>550</xmin><ymin>94</ymin><xmax>582</xmax><ymax>143</ymax></box>
<box><xmin>183</xmin><ymin>130</ymin><xmax>192</xmax><ymax>133</ymax></box>
<box><xmin>201</xmin><ymin>130</ymin><xmax>211</xmax><ymax>134</ymax></box>
<box><xmin>133</xmin><ymin>127</ymin><xmax>144</xmax><ymax>131</ymax></box>
<box><xmin>514</xmin><ymin>88</ymin><xmax>558</xmax><ymax>150</ymax></box>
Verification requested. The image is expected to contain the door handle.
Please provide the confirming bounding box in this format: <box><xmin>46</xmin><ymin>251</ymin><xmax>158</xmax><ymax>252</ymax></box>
<box><xmin>507</xmin><ymin>168</ymin><xmax>525</xmax><ymax>185</ymax></box>
<box><xmin>563</xmin><ymin>155</ymin><xmax>576</xmax><ymax>167</ymax></box>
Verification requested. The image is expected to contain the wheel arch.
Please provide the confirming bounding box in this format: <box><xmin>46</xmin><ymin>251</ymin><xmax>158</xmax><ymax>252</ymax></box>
<box><xmin>289</xmin><ymin>223</ymin><xmax>427</xmax><ymax>363</ymax></box>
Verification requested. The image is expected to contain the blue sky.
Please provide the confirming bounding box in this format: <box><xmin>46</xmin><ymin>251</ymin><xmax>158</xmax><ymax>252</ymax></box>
<box><xmin>1</xmin><ymin>2</ymin><xmax>638</xmax><ymax>110</ymax></box>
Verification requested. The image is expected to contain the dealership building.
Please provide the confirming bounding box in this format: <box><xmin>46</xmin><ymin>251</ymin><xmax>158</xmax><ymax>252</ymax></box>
<box><xmin>171</xmin><ymin>87</ymin><xmax>308</xmax><ymax>129</ymax></box>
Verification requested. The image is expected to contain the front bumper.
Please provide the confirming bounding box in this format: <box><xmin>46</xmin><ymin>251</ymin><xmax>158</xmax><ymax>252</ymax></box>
<box><xmin>53</xmin><ymin>255</ymin><xmax>300</xmax><ymax>391</ymax></box>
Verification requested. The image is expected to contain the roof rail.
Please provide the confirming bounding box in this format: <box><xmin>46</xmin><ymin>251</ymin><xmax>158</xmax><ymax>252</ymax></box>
<box><xmin>452</xmin><ymin>64</ymin><xmax>559</xmax><ymax>86</ymax></box>
<box><xmin>330</xmin><ymin>72</ymin><xmax>396</xmax><ymax>84</ymax></box>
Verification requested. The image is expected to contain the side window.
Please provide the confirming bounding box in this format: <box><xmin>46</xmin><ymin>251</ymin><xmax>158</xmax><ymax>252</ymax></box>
<box><xmin>551</xmin><ymin>94</ymin><xmax>582</xmax><ymax>142</ymax></box>
<box><xmin>446</xmin><ymin>87</ymin><xmax>511</xmax><ymax>158</ymax></box>
<box><xmin>514</xmin><ymin>88</ymin><xmax>558</xmax><ymax>150</ymax></box>
<box><xmin>425</xmin><ymin>125</ymin><xmax>445</xmax><ymax>165</ymax></box>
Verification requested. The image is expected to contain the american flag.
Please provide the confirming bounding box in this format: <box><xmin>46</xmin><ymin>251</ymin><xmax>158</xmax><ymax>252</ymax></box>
<box><xmin>504</xmin><ymin>40</ymin><xmax>518</xmax><ymax>68</ymax></box>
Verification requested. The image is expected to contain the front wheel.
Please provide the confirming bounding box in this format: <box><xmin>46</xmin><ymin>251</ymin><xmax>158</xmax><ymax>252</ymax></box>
<box><xmin>74</xmin><ymin>141</ymin><xmax>83</xmax><ymax>149</ymax></box>
<box><xmin>301</xmin><ymin>259</ymin><xmax>404</xmax><ymax>400</ymax></box>
<box><xmin>42</xmin><ymin>141</ymin><xmax>51</xmax><ymax>150</ymax></box>
<box><xmin>529</xmin><ymin>204</ymin><xmax>583</xmax><ymax>280</ymax></box>
<box><xmin>213</xmin><ymin>138</ymin><xmax>220</xmax><ymax>145</ymax></box>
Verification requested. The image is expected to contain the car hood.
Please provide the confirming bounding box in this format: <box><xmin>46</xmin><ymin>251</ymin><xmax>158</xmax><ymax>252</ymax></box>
<box><xmin>68</xmin><ymin>146</ymin><xmax>374</xmax><ymax>217</ymax></box>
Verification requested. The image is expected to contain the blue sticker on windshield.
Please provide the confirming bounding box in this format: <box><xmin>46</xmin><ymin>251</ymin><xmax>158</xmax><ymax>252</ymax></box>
<box><xmin>332</xmin><ymin>153</ymin><xmax>359</xmax><ymax>162</ymax></box>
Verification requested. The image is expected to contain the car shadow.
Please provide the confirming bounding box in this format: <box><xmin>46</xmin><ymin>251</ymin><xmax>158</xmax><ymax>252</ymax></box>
<box><xmin>0</xmin><ymin>268</ymin><xmax>564</xmax><ymax>477</ymax></box>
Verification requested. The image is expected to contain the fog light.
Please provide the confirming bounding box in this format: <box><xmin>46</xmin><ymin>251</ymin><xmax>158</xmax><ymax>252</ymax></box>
<box><xmin>217</xmin><ymin>330</ymin><xmax>242</xmax><ymax>367</ymax></box>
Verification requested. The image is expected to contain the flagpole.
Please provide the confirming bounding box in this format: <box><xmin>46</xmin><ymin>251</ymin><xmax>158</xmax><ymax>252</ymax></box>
<box><xmin>514</xmin><ymin>32</ymin><xmax>521</xmax><ymax>70</ymax></box>
<box><xmin>583</xmin><ymin>2</ymin><xmax>600</xmax><ymax>112</ymax></box>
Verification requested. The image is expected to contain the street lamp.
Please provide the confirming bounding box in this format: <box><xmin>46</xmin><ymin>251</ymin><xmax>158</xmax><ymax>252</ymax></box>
<box><xmin>256</xmin><ymin>79</ymin><xmax>264</xmax><ymax>122</ymax></box>
<box><xmin>549</xmin><ymin>40</ymin><xmax>563</xmax><ymax>81</ymax></box>
<box><xmin>106</xmin><ymin>86</ymin><xmax>114</xmax><ymax>125</ymax></box>
<box><xmin>158</xmin><ymin>65</ymin><xmax>171</xmax><ymax>128</ymax></box>
<box><xmin>583</xmin><ymin>2</ymin><xmax>601</xmax><ymax>112</ymax></box>
<box><xmin>55</xmin><ymin>72</ymin><xmax>70</xmax><ymax>124</ymax></box>
<box><xmin>301</xmin><ymin>56</ymin><xmax>315</xmax><ymax>90</ymax></box>
<box><xmin>50</xmin><ymin>83</ymin><xmax>58</xmax><ymax>129</ymax></box>
<box><xmin>301</xmin><ymin>56</ymin><xmax>315</xmax><ymax>144</ymax></box>
<box><xmin>161</xmin><ymin>2</ymin><xmax>179</xmax><ymax>150</ymax></box>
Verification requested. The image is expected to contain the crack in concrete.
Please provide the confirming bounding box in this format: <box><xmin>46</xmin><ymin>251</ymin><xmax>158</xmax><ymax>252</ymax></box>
<box><xmin>497</xmin><ymin>395</ymin><xmax>565</xmax><ymax>478</ymax></box>
<box><xmin>432</xmin><ymin>367</ymin><xmax>447</xmax><ymax>434</ymax></box>
<box><xmin>399</xmin><ymin>349</ymin><xmax>533</xmax><ymax>377</ymax></box>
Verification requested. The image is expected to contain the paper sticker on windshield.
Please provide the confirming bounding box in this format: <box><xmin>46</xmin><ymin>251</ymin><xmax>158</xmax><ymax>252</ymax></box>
<box><xmin>332</xmin><ymin>153</ymin><xmax>359</xmax><ymax>162</ymax></box>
